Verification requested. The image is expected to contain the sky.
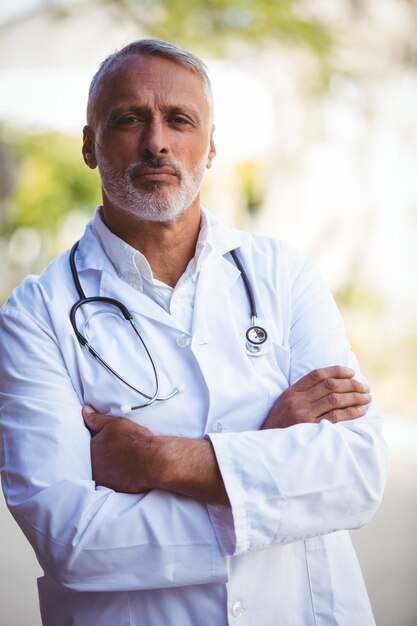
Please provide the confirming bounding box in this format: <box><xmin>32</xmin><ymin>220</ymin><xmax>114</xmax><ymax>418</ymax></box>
<box><xmin>0</xmin><ymin>0</ymin><xmax>45</xmax><ymax>22</ymax></box>
<box><xmin>0</xmin><ymin>0</ymin><xmax>69</xmax><ymax>23</ymax></box>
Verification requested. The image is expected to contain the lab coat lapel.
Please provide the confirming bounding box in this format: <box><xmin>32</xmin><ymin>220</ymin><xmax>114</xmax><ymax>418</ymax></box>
<box><xmin>192</xmin><ymin>249</ymin><xmax>241</xmax><ymax>342</ymax></box>
<box><xmin>73</xmin><ymin>223</ymin><xmax>182</xmax><ymax>330</ymax></box>
<box><xmin>192</xmin><ymin>210</ymin><xmax>248</xmax><ymax>342</ymax></box>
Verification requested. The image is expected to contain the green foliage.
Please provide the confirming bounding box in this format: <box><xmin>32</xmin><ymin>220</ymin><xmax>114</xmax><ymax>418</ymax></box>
<box><xmin>5</xmin><ymin>130</ymin><xmax>100</xmax><ymax>234</ymax></box>
<box><xmin>108</xmin><ymin>0</ymin><xmax>331</xmax><ymax>57</ymax></box>
<box><xmin>334</xmin><ymin>281</ymin><xmax>383</xmax><ymax>318</ymax></box>
<box><xmin>235</xmin><ymin>160</ymin><xmax>264</xmax><ymax>216</ymax></box>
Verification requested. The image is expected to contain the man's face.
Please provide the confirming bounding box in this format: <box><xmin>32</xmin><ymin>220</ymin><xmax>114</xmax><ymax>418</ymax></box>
<box><xmin>83</xmin><ymin>54</ymin><xmax>216</xmax><ymax>223</ymax></box>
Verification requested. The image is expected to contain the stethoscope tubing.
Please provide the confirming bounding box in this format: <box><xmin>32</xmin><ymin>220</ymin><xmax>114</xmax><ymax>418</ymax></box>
<box><xmin>229</xmin><ymin>249</ymin><xmax>258</xmax><ymax>320</ymax></box>
<box><xmin>69</xmin><ymin>242</ymin><xmax>166</xmax><ymax>408</ymax></box>
<box><xmin>69</xmin><ymin>239</ymin><xmax>268</xmax><ymax>411</ymax></box>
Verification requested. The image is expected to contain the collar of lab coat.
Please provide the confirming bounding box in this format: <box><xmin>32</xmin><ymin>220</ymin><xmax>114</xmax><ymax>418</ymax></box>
<box><xmin>73</xmin><ymin>209</ymin><xmax>247</xmax><ymax>331</ymax></box>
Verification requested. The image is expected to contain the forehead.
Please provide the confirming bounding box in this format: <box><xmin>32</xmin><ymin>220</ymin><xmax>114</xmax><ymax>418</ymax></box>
<box><xmin>93</xmin><ymin>55</ymin><xmax>210</xmax><ymax>120</ymax></box>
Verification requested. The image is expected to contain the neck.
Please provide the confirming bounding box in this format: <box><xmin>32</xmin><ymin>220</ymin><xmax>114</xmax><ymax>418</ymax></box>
<box><xmin>101</xmin><ymin>203</ymin><xmax>202</xmax><ymax>287</ymax></box>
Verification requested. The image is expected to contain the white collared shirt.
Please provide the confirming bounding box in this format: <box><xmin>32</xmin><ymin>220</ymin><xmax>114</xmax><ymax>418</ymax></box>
<box><xmin>92</xmin><ymin>207</ymin><xmax>212</xmax><ymax>334</ymax></box>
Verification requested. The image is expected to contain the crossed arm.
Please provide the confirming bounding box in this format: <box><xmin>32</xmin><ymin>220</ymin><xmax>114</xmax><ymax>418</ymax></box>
<box><xmin>83</xmin><ymin>365</ymin><xmax>371</xmax><ymax>506</ymax></box>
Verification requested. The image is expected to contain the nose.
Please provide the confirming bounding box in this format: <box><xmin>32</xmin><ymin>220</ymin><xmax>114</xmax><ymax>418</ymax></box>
<box><xmin>140</xmin><ymin>118</ymin><xmax>169</xmax><ymax>157</ymax></box>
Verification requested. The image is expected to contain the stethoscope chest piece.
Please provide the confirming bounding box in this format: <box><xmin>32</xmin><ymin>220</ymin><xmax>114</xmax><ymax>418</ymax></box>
<box><xmin>229</xmin><ymin>248</ymin><xmax>270</xmax><ymax>357</ymax></box>
<box><xmin>246</xmin><ymin>325</ymin><xmax>269</xmax><ymax>356</ymax></box>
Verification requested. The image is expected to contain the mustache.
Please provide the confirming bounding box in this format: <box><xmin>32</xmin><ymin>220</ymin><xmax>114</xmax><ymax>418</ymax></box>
<box><xmin>127</xmin><ymin>157</ymin><xmax>182</xmax><ymax>178</ymax></box>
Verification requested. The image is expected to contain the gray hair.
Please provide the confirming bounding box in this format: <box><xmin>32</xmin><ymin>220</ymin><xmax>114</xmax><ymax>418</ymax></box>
<box><xmin>87</xmin><ymin>39</ymin><xmax>214</xmax><ymax>127</ymax></box>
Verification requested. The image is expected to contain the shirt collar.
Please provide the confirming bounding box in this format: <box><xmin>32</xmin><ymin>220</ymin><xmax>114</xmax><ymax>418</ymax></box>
<box><xmin>91</xmin><ymin>206</ymin><xmax>215</xmax><ymax>289</ymax></box>
<box><xmin>76</xmin><ymin>206</ymin><xmax>246</xmax><ymax>278</ymax></box>
<box><xmin>92</xmin><ymin>207</ymin><xmax>141</xmax><ymax>283</ymax></box>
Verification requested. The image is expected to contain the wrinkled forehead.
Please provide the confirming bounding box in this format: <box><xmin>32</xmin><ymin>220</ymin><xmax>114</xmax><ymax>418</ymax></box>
<box><xmin>89</xmin><ymin>54</ymin><xmax>213</xmax><ymax>127</ymax></box>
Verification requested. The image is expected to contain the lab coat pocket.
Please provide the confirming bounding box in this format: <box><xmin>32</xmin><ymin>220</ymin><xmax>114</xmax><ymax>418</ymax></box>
<box><xmin>225</xmin><ymin>341</ymin><xmax>290</xmax><ymax>430</ymax></box>
<box><xmin>247</xmin><ymin>341</ymin><xmax>291</xmax><ymax>402</ymax></box>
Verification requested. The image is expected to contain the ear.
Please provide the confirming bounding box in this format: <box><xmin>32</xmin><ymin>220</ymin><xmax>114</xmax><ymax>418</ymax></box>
<box><xmin>82</xmin><ymin>125</ymin><xmax>97</xmax><ymax>169</ymax></box>
<box><xmin>206</xmin><ymin>125</ymin><xmax>216</xmax><ymax>169</ymax></box>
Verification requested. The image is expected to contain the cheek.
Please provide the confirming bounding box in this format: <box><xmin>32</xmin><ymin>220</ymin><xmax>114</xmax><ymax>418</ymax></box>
<box><xmin>98</xmin><ymin>133</ymin><xmax>141</xmax><ymax>163</ymax></box>
<box><xmin>182</xmin><ymin>141</ymin><xmax>212</xmax><ymax>170</ymax></box>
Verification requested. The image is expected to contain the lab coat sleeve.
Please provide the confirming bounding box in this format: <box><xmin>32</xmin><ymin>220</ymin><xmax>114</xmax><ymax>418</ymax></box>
<box><xmin>0</xmin><ymin>301</ymin><xmax>229</xmax><ymax>592</ymax></box>
<box><xmin>207</xmin><ymin>244</ymin><xmax>389</xmax><ymax>556</ymax></box>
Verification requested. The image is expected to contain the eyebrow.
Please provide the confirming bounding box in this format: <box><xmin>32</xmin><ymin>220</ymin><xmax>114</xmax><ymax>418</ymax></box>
<box><xmin>108</xmin><ymin>103</ymin><xmax>202</xmax><ymax>121</ymax></box>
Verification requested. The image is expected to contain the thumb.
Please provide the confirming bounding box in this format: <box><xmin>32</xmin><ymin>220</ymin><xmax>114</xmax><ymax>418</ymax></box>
<box><xmin>82</xmin><ymin>405</ymin><xmax>115</xmax><ymax>434</ymax></box>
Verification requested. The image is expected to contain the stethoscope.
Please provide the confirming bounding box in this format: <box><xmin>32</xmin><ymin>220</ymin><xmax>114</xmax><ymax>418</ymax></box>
<box><xmin>69</xmin><ymin>241</ymin><xmax>268</xmax><ymax>414</ymax></box>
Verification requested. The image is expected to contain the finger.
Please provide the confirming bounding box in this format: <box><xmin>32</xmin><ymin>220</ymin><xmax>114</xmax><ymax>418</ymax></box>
<box><xmin>318</xmin><ymin>404</ymin><xmax>369</xmax><ymax>424</ymax></box>
<box><xmin>312</xmin><ymin>391</ymin><xmax>371</xmax><ymax>418</ymax></box>
<box><xmin>82</xmin><ymin>405</ymin><xmax>116</xmax><ymax>434</ymax></box>
<box><xmin>307</xmin><ymin>377</ymin><xmax>370</xmax><ymax>404</ymax></box>
<box><xmin>292</xmin><ymin>366</ymin><xmax>355</xmax><ymax>392</ymax></box>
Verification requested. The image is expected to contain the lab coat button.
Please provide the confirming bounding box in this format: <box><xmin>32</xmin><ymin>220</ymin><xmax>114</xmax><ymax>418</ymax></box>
<box><xmin>176</xmin><ymin>334</ymin><xmax>191</xmax><ymax>347</ymax></box>
<box><xmin>231</xmin><ymin>600</ymin><xmax>244</xmax><ymax>617</ymax></box>
<box><xmin>210</xmin><ymin>422</ymin><xmax>223</xmax><ymax>433</ymax></box>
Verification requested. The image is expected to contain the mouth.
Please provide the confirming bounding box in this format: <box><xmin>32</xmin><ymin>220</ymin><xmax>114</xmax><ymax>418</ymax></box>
<box><xmin>133</xmin><ymin>167</ymin><xmax>179</xmax><ymax>182</ymax></box>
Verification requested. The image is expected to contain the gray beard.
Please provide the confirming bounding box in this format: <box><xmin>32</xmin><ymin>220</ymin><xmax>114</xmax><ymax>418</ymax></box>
<box><xmin>96</xmin><ymin>153</ymin><xmax>207</xmax><ymax>223</ymax></box>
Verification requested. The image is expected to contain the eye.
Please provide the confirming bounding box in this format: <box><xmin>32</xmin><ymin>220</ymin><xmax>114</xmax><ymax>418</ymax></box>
<box><xmin>167</xmin><ymin>111</ymin><xmax>195</xmax><ymax>127</ymax></box>
<box><xmin>108</xmin><ymin>114</ymin><xmax>144</xmax><ymax>129</ymax></box>
<box><xmin>170</xmin><ymin>116</ymin><xmax>190</xmax><ymax>125</ymax></box>
<box><xmin>118</xmin><ymin>115</ymin><xmax>142</xmax><ymax>126</ymax></box>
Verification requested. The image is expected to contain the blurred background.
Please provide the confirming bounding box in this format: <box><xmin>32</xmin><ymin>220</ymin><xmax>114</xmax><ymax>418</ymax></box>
<box><xmin>0</xmin><ymin>0</ymin><xmax>416</xmax><ymax>624</ymax></box>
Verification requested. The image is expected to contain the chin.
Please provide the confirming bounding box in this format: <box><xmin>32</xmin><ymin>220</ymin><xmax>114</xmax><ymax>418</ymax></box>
<box><xmin>122</xmin><ymin>201</ymin><xmax>191</xmax><ymax>224</ymax></box>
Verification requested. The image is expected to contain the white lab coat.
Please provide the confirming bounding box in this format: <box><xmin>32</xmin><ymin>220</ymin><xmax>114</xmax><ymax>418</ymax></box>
<box><xmin>0</xmin><ymin>211</ymin><xmax>389</xmax><ymax>625</ymax></box>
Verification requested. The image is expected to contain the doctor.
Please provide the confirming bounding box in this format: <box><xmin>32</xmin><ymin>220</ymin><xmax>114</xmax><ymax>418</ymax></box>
<box><xmin>0</xmin><ymin>40</ymin><xmax>388</xmax><ymax>625</ymax></box>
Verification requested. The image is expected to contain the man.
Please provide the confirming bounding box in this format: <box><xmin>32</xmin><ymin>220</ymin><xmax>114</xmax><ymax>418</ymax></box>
<box><xmin>0</xmin><ymin>40</ymin><xmax>388</xmax><ymax>625</ymax></box>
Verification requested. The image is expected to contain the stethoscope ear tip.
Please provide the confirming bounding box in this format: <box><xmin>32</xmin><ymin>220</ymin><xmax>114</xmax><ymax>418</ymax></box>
<box><xmin>120</xmin><ymin>405</ymin><xmax>132</xmax><ymax>415</ymax></box>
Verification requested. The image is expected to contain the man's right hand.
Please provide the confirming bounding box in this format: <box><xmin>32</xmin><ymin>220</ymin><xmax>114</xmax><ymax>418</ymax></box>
<box><xmin>262</xmin><ymin>366</ymin><xmax>371</xmax><ymax>430</ymax></box>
